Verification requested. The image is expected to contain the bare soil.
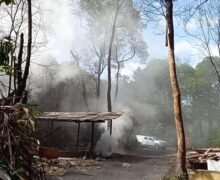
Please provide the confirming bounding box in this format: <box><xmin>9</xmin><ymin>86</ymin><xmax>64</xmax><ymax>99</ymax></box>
<box><xmin>46</xmin><ymin>148</ymin><xmax>176</xmax><ymax>180</ymax></box>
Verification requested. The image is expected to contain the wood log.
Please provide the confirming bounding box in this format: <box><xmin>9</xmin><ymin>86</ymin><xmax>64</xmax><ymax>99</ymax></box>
<box><xmin>194</xmin><ymin>148</ymin><xmax>220</xmax><ymax>153</ymax></box>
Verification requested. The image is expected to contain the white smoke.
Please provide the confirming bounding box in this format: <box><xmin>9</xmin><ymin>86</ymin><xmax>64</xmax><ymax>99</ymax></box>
<box><xmin>95</xmin><ymin>107</ymin><xmax>133</xmax><ymax>157</ymax></box>
<box><xmin>95</xmin><ymin>131</ymin><xmax>118</xmax><ymax>157</ymax></box>
<box><xmin>29</xmin><ymin>55</ymin><xmax>80</xmax><ymax>96</ymax></box>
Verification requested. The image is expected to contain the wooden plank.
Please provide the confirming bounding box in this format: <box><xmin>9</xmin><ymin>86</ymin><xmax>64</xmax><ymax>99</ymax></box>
<box><xmin>37</xmin><ymin>118</ymin><xmax>106</xmax><ymax>123</ymax></box>
<box><xmin>37</xmin><ymin>112</ymin><xmax>122</xmax><ymax>122</ymax></box>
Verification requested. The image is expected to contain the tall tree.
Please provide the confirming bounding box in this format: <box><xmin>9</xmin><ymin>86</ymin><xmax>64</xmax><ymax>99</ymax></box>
<box><xmin>134</xmin><ymin>0</ymin><xmax>187</xmax><ymax>177</ymax></box>
<box><xmin>79</xmin><ymin>0</ymin><xmax>147</xmax><ymax>111</ymax></box>
<box><xmin>165</xmin><ymin>0</ymin><xmax>187</xmax><ymax>177</ymax></box>
<box><xmin>106</xmin><ymin>0</ymin><xmax>124</xmax><ymax>134</ymax></box>
<box><xmin>107</xmin><ymin>0</ymin><xmax>122</xmax><ymax>112</ymax></box>
<box><xmin>14</xmin><ymin>0</ymin><xmax>32</xmax><ymax>104</ymax></box>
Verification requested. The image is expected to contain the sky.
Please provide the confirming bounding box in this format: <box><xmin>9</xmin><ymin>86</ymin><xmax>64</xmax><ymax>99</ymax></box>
<box><xmin>35</xmin><ymin>0</ymin><xmax>218</xmax><ymax>77</ymax></box>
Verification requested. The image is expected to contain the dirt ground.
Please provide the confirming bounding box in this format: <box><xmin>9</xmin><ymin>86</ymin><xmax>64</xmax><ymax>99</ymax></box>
<box><xmin>46</xmin><ymin>148</ymin><xmax>176</xmax><ymax>180</ymax></box>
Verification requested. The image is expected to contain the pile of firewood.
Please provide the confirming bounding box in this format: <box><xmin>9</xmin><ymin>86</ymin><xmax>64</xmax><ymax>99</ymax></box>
<box><xmin>187</xmin><ymin>148</ymin><xmax>220</xmax><ymax>170</ymax></box>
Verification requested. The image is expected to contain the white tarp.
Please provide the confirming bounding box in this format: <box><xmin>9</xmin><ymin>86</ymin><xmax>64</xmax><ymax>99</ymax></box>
<box><xmin>207</xmin><ymin>160</ymin><xmax>220</xmax><ymax>172</ymax></box>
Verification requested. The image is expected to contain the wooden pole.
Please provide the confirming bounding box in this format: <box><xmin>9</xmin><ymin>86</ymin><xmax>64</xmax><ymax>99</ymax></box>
<box><xmin>90</xmin><ymin>122</ymin><xmax>95</xmax><ymax>158</ymax></box>
<box><xmin>110</xmin><ymin>120</ymin><xmax>112</xmax><ymax>135</ymax></box>
<box><xmin>76</xmin><ymin>122</ymin><xmax>80</xmax><ymax>152</ymax></box>
<box><xmin>49</xmin><ymin>120</ymin><xmax>54</xmax><ymax>146</ymax></box>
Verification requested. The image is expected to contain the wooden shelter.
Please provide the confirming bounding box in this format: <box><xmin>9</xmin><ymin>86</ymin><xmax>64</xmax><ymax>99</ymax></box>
<box><xmin>37</xmin><ymin>112</ymin><xmax>122</xmax><ymax>157</ymax></box>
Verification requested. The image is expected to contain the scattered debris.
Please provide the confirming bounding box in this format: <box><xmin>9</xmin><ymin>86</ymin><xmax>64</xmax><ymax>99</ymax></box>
<box><xmin>123</xmin><ymin>162</ymin><xmax>131</xmax><ymax>168</ymax></box>
<box><xmin>187</xmin><ymin>148</ymin><xmax>220</xmax><ymax>171</ymax></box>
<box><xmin>36</xmin><ymin>157</ymin><xmax>102</xmax><ymax>176</ymax></box>
<box><xmin>95</xmin><ymin>157</ymin><xmax>106</xmax><ymax>161</ymax></box>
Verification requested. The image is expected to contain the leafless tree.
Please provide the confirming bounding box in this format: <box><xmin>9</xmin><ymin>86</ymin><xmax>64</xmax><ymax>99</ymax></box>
<box><xmin>70</xmin><ymin>50</ymin><xmax>90</xmax><ymax>111</ymax></box>
<box><xmin>114</xmin><ymin>40</ymin><xmax>135</xmax><ymax>103</ymax></box>
<box><xmin>0</xmin><ymin>0</ymin><xmax>47</xmax><ymax>104</ymax></box>
<box><xmin>182</xmin><ymin>0</ymin><xmax>220</xmax><ymax>83</ymax></box>
<box><xmin>78</xmin><ymin>0</ymin><xmax>147</xmax><ymax>114</ymax></box>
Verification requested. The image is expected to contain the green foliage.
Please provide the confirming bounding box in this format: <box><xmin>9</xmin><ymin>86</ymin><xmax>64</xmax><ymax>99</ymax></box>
<box><xmin>0</xmin><ymin>40</ymin><xmax>13</xmax><ymax>66</ymax></box>
<box><xmin>125</xmin><ymin>59</ymin><xmax>175</xmax><ymax>139</ymax></box>
<box><xmin>163</xmin><ymin>173</ymin><xmax>188</xmax><ymax>180</ymax></box>
<box><xmin>0</xmin><ymin>65</ymin><xmax>13</xmax><ymax>74</ymax></box>
<box><xmin>122</xmin><ymin>58</ymin><xmax>220</xmax><ymax>147</ymax></box>
<box><xmin>203</xmin><ymin>128</ymin><xmax>220</xmax><ymax>147</ymax></box>
<box><xmin>27</xmin><ymin>100</ymin><xmax>44</xmax><ymax>117</ymax></box>
<box><xmin>0</xmin><ymin>0</ymin><xmax>15</xmax><ymax>5</ymax></box>
<box><xmin>177</xmin><ymin>58</ymin><xmax>220</xmax><ymax>148</ymax></box>
<box><xmin>0</xmin><ymin>160</ymin><xmax>24</xmax><ymax>179</ymax></box>
<box><xmin>0</xmin><ymin>106</ymin><xmax>43</xmax><ymax>179</ymax></box>
<box><xmin>0</xmin><ymin>39</ymin><xmax>14</xmax><ymax>75</ymax></box>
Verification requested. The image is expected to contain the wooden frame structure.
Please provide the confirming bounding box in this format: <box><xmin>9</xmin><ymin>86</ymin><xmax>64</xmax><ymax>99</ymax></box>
<box><xmin>37</xmin><ymin>112</ymin><xmax>122</xmax><ymax>157</ymax></box>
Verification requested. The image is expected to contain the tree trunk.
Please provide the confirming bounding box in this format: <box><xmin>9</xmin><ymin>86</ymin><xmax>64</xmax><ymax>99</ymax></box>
<box><xmin>208</xmin><ymin>104</ymin><xmax>213</xmax><ymax>140</ymax></box>
<box><xmin>114</xmin><ymin>62</ymin><xmax>120</xmax><ymax>103</ymax></box>
<box><xmin>107</xmin><ymin>2</ymin><xmax>120</xmax><ymax>112</ymax></box>
<box><xmin>165</xmin><ymin>0</ymin><xmax>187</xmax><ymax>178</ymax></box>
<box><xmin>96</xmin><ymin>56</ymin><xmax>102</xmax><ymax>99</ymax></box>
<box><xmin>8</xmin><ymin>52</ymin><xmax>13</xmax><ymax>98</ymax></box>
<box><xmin>17</xmin><ymin>33</ymin><xmax>24</xmax><ymax>89</ymax></box>
<box><xmin>107</xmin><ymin>1</ymin><xmax>121</xmax><ymax>134</ymax></box>
<box><xmin>12</xmin><ymin>33</ymin><xmax>24</xmax><ymax>104</ymax></box>
<box><xmin>15</xmin><ymin>0</ymin><xmax>32</xmax><ymax>104</ymax></box>
<box><xmin>82</xmin><ymin>80</ymin><xmax>89</xmax><ymax>111</ymax></box>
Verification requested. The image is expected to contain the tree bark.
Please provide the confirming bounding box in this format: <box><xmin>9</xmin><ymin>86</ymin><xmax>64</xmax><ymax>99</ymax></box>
<box><xmin>15</xmin><ymin>0</ymin><xmax>32</xmax><ymax>104</ymax></box>
<box><xmin>17</xmin><ymin>33</ymin><xmax>24</xmax><ymax>88</ymax></box>
<box><xmin>114</xmin><ymin>62</ymin><xmax>120</xmax><ymax>103</ymax></box>
<box><xmin>107</xmin><ymin>1</ymin><xmax>122</xmax><ymax>134</ymax></box>
<box><xmin>107</xmin><ymin>2</ymin><xmax>119</xmax><ymax>112</ymax></box>
<box><xmin>165</xmin><ymin>0</ymin><xmax>187</xmax><ymax>178</ymax></box>
<box><xmin>96</xmin><ymin>55</ymin><xmax>103</xmax><ymax>98</ymax></box>
<box><xmin>82</xmin><ymin>80</ymin><xmax>89</xmax><ymax>111</ymax></box>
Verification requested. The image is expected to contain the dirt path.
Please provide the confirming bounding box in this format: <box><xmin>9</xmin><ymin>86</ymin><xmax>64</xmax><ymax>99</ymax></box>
<box><xmin>47</xmin><ymin>148</ymin><xmax>175</xmax><ymax>180</ymax></box>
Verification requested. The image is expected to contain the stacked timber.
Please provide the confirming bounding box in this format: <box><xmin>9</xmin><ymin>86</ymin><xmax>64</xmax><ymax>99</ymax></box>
<box><xmin>187</xmin><ymin>148</ymin><xmax>220</xmax><ymax>170</ymax></box>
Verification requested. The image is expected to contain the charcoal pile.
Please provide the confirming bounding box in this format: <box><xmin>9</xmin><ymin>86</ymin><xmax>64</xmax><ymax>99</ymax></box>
<box><xmin>187</xmin><ymin>148</ymin><xmax>220</xmax><ymax>170</ymax></box>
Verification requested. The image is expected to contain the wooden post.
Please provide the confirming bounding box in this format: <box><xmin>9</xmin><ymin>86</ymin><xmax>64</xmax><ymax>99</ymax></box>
<box><xmin>107</xmin><ymin>120</ymin><xmax>113</xmax><ymax>135</ymax></box>
<box><xmin>76</xmin><ymin>122</ymin><xmax>80</xmax><ymax>152</ymax></box>
<box><xmin>110</xmin><ymin>120</ymin><xmax>112</xmax><ymax>135</ymax></box>
<box><xmin>90</xmin><ymin>122</ymin><xmax>95</xmax><ymax>158</ymax></box>
<box><xmin>49</xmin><ymin>120</ymin><xmax>54</xmax><ymax>146</ymax></box>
